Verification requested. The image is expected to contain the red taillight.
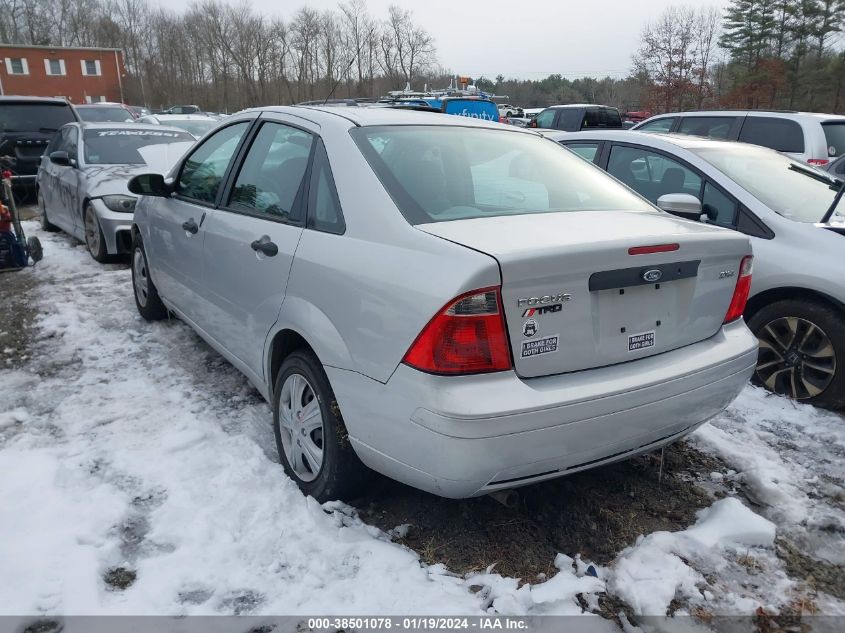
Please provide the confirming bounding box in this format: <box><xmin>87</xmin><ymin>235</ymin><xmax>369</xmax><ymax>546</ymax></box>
<box><xmin>628</xmin><ymin>243</ymin><xmax>680</xmax><ymax>255</ymax></box>
<box><xmin>808</xmin><ymin>158</ymin><xmax>830</xmax><ymax>166</ymax></box>
<box><xmin>403</xmin><ymin>287</ymin><xmax>512</xmax><ymax>375</ymax></box>
<box><xmin>724</xmin><ymin>255</ymin><xmax>753</xmax><ymax>323</ymax></box>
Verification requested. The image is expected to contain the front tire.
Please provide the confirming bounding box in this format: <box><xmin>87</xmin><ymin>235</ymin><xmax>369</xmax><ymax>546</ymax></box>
<box><xmin>273</xmin><ymin>350</ymin><xmax>370</xmax><ymax>501</ymax></box>
<box><xmin>748</xmin><ymin>299</ymin><xmax>845</xmax><ymax>409</ymax></box>
<box><xmin>132</xmin><ymin>238</ymin><xmax>167</xmax><ymax>321</ymax></box>
<box><xmin>38</xmin><ymin>191</ymin><xmax>59</xmax><ymax>232</ymax></box>
<box><xmin>84</xmin><ymin>204</ymin><xmax>109</xmax><ymax>262</ymax></box>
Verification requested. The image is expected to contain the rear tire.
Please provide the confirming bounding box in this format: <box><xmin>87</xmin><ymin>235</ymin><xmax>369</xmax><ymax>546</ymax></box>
<box><xmin>132</xmin><ymin>237</ymin><xmax>167</xmax><ymax>321</ymax></box>
<box><xmin>84</xmin><ymin>204</ymin><xmax>109</xmax><ymax>263</ymax></box>
<box><xmin>38</xmin><ymin>191</ymin><xmax>59</xmax><ymax>232</ymax></box>
<box><xmin>273</xmin><ymin>350</ymin><xmax>371</xmax><ymax>501</ymax></box>
<box><xmin>748</xmin><ymin>299</ymin><xmax>845</xmax><ymax>410</ymax></box>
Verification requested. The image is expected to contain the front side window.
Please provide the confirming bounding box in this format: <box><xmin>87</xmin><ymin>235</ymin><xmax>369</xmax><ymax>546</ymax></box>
<box><xmin>534</xmin><ymin>109</ymin><xmax>556</xmax><ymax>129</ymax></box>
<box><xmin>62</xmin><ymin>127</ymin><xmax>78</xmax><ymax>160</ymax></box>
<box><xmin>739</xmin><ymin>117</ymin><xmax>804</xmax><ymax>153</ymax></box>
<box><xmin>608</xmin><ymin>145</ymin><xmax>702</xmax><ymax>204</ymax></box>
<box><xmin>178</xmin><ymin>122</ymin><xmax>250</xmax><ymax>204</ymax></box>
<box><xmin>228</xmin><ymin>122</ymin><xmax>313</xmax><ymax>220</ymax></box>
<box><xmin>702</xmin><ymin>182</ymin><xmax>737</xmax><ymax>227</ymax></box>
<box><xmin>677</xmin><ymin>116</ymin><xmax>736</xmax><ymax>140</ymax></box>
<box><xmin>637</xmin><ymin>117</ymin><xmax>675</xmax><ymax>133</ymax></box>
<box><xmin>351</xmin><ymin>126</ymin><xmax>654</xmax><ymax>225</ymax></box>
<box><xmin>83</xmin><ymin>129</ymin><xmax>194</xmax><ymax>165</ymax></box>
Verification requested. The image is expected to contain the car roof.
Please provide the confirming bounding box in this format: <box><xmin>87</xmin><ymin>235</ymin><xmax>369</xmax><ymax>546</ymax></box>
<box><xmin>148</xmin><ymin>114</ymin><xmax>217</xmax><ymax>121</ymax></box>
<box><xmin>643</xmin><ymin>109</ymin><xmax>845</xmax><ymax>122</ymax></box>
<box><xmin>542</xmin><ymin>129</ymin><xmax>755</xmax><ymax>151</ymax></box>
<box><xmin>76</xmin><ymin>103</ymin><xmax>129</xmax><ymax>108</ymax></box>
<box><xmin>545</xmin><ymin>104</ymin><xmax>615</xmax><ymax>110</ymax></box>
<box><xmin>0</xmin><ymin>95</ymin><xmax>72</xmax><ymax>105</ymax></box>
<box><xmin>243</xmin><ymin>105</ymin><xmax>530</xmax><ymax>132</ymax></box>
<box><xmin>77</xmin><ymin>122</ymin><xmax>190</xmax><ymax>134</ymax></box>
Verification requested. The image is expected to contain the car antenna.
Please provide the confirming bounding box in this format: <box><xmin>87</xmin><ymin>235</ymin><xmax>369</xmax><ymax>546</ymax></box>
<box><xmin>323</xmin><ymin>25</ymin><xmax>377</xmax><ymax>105</ymax></box>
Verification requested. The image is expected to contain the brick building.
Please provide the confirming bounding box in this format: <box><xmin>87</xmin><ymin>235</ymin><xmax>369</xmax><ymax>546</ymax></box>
<box><xmin>0</xmin><ymin>44</ymin><xmax>126</xmax><ymax>104</ymax></box>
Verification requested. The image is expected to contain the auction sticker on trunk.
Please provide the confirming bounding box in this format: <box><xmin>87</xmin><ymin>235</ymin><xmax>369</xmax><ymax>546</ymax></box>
<box><xmin>521</xmin><ymin>334</ymin><xmax>559</xmax><ymax>358</ymax></box>
<box><xmin>628</xmin><ymin>330</ymin><xmax>655</xmax><ymax>352</ymax></box>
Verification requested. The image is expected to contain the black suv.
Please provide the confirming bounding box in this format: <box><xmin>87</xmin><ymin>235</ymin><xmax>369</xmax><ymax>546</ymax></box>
<box><xmin>0</xmin><ymin>96</ymin><xmax>79</xmax><ymax>195</ymax></box>
<box><xmin>530</xmin><ymin>104</ymin><xmax>624</xmax><ymax>131</ymax></box>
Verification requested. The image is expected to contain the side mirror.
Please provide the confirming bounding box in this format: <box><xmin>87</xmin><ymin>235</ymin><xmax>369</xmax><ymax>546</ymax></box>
<box><xmin>656</xmin><ymin>193</ymin><xmax>704</xmax><ymax>221</ymax></box>
<box><xmin>128</xmin><ymin>173</ymin><xmax>172</xmax><ymax>197</ymax></box>
<box><xmin>49</xmin><ymin>151</ymin><xmax>74</xmax><ymax>167</ymax></box>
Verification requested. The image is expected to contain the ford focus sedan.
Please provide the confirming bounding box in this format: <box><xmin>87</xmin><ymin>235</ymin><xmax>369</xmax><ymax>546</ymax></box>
<box><xmin>128</xmin><ymin>107</ymin><xmax>759</xmax><ymax>501</ymax></box>
<box><xmin>37</xmin><ymin>122</ymin><xmax>195</xmax><ymax>261</ymax></box>
<box><xmin>545</xmin><ymin>130</ymin><xmax>845</xmax><ymax>409</ymax></box>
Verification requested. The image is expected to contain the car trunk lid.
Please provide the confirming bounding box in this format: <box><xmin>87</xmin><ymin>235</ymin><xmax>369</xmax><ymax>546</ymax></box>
<box><xmin>417</xmin><ymin>210</ymin><xmax>751</xmax><ymax>378</ymax></box>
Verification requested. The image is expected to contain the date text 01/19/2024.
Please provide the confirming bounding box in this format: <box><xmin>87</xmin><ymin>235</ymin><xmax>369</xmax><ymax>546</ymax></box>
<box><xmin>306</xmin><ymin>616</ymin><xmax>529</xmax><ymax>630</ymax></box>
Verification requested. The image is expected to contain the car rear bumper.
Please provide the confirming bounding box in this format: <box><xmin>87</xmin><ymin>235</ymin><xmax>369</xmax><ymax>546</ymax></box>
<box><xmin>327</xmin><ymin>319</ymin><xmax>759</xmax><ymax>498</ymax></box>
<box><xmin>91</xmin><ymin>199</ymin><xmax>134</xmax><ymax>254</ymax></box>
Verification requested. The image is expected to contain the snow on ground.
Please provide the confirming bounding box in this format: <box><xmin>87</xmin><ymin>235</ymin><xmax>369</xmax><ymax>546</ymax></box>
<box><xmin>693</xmin><ymin>385</ymin><xmax>845</xmax><ymax>570</ymax></box>
<box><xmin>1</xmin><ymin>223</ymin><xmax>842</xmax><ymax>622</ymax></box>
<box><xmin>0</xmin><ymin>226</ymin><xmax>610</xmax><ymax>619</ymax></box>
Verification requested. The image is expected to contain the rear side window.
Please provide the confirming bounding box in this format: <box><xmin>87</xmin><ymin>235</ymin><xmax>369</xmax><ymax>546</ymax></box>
<box><xmin>228</xmin><ymin>122</ymin><xmax>313</xmax><ymax>221</ymax></box>
<box><xmin>307</xmin><ymin>139</ymin><xmax>345</xmax><ymax>234</ymax></box>
<box><xmin>607</xmin><ymin>144</ymin><xmax>702</xmax><ymax>204</ymax></box>
<box><xmin>822</xmin><ymin>122</ymin><xmax>845</xmax><ymax>157</ymax></box>
<box><xmin>563</xmin><ymin>142</ymin><xmax>600</xmax><ymax>162</ymax></box>
<box><xmin>604</xmin><ymin>108</ymin><xmax>622</xmax><ymax>127</ymax></box>
<box><xmin>739</xmin><ymin>117</ymin><xmax>805</xmax><ymax>153</ymax></box>
<box><xmin>678</xmin><ymin>116</ymin><xmax>736</xmax><ymax>140</ymax></box>
<box><xmin>557</xmin><ymin>109</ymin><xmax>583</xmax><ymax>130</ymax></box>
<box><xmin>638</xmin><ymin>117</ymin><xmax>675</xmax><ymax>133</ymax></box>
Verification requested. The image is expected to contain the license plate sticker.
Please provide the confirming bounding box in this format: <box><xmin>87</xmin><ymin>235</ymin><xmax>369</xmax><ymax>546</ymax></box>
<box><xmin>521</xmin><ymin>334</ymin><xmax>559</xmax><ymax>358</ymax></box>
<box><xmin>628</xmin><ymin>330</ymin><xmax>655</xmax><ymax>352</ymax></box>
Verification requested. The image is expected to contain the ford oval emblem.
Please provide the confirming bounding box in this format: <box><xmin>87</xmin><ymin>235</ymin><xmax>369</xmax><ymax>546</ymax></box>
<box><xmin>643</xmin><ymin>268</ymin><xmax>663</xmax><ymax>282</ymax></box>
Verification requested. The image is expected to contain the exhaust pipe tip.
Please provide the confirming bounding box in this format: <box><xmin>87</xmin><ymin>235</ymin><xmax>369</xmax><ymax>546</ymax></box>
<box><xmin>488</xmin><ymin>489</ymin><xmax>519</xmax><ymax>509</ymax></box>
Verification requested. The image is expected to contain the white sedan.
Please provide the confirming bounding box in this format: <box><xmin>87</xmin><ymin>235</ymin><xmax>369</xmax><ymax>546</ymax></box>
<box><xmin>136</xmin><ymin>114</ymin><xmax>217</xmax><ymax>139</ymax></box>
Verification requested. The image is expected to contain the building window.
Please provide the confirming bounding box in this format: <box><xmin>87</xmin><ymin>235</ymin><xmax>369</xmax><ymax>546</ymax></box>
<box><xmin>44</xmin><ymin>58</ymin><xmax>66</xmax><ymax>76</ymax></box>
<box><xmin>84</xmin><ymin>95</ymin><xmax>107</xmax><ymax>104</ymax></box>
<box><xmin>5</xmin><ymin>57</ymin><xmax>29</xmax><ymax>75</ymax></box>
<box><xmin>81</xmin><ymin>59</ymin><xmax>102</xmax><ymax>76</ymax></box>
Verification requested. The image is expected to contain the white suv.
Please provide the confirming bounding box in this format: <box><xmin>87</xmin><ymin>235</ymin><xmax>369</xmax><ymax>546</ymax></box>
<box><xmin>633</xmin><ymin>110</ymin><xmax>845</xmax><ymax>167</ymax></box>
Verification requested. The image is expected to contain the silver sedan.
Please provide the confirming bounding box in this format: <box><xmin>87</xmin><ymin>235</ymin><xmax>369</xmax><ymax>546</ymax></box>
<box><xmin>128</xmin><ymin>107</ymin><xmax>757</xmax><ymax>500</ymax></box>
<box><xmin>546</xmin><ymin>129</ymin><xmax>845</xmax><ymax>408</ymax></box>
<box><xmin>36</xmin><ymin>122</ymin><xmax>194</xmax><ymax>261</ymax></box>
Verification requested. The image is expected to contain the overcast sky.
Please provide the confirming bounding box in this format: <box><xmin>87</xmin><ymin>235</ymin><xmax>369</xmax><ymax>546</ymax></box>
<box><xmin>171</xmin><ymin>0</ymin><xmax>728</xmax><ymax>81</ymax></box>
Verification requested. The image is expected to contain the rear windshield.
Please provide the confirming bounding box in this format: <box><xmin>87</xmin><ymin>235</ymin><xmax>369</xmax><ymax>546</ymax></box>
<box><xmin>83</xmin><ymin>129</ymin><xmax>194</xmax><ymax>164</ymax></box>
<box><xmin>822</xmin><ymin>122</ymin><xmax>845</xmax><ymax>157</ymax></box>
<box><xmin>351</xmin><ymin>125</ymin><xmax>654</xmax><ymax>225</ymax></box>
<box><xmin>77</xmin><ymin>106</ymin><xmax>134</xmax><ymax>123</ymax></box>
<box><xmin>0</xmin><ymin>103</ymin><xmax>76</xmax><ymax>133</ymax></box>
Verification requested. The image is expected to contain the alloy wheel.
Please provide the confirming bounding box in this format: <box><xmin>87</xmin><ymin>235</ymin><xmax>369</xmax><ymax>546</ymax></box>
<box><xmin>133</xmin><ymin>248</ymin><xmax>149</xmax><ymax>308</ymax></box>
<box><xmin>756</xmin><ymin>316</ymin><xmax>837</xmax><ymax>400</ymax></box>
<box><xmin>278</xmin><ymin>373</ymin><xmax>324</xmax><ymax>482</ymax></box>
<box><xmin>84</xmin><ymin>207</ymin><xmax>101</xmax><ymax>255</ymax></box>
